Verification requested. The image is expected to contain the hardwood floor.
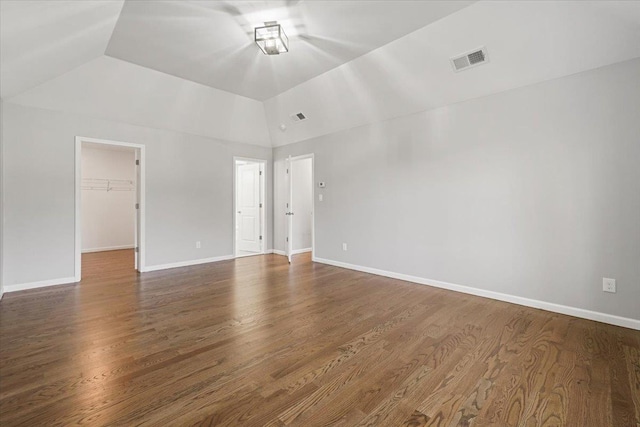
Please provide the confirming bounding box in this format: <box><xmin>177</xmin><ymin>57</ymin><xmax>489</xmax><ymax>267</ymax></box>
<box><xmin>1</xmin><ymin>250</ymin><xmax>638</xmax><ymax>426</ymax></box>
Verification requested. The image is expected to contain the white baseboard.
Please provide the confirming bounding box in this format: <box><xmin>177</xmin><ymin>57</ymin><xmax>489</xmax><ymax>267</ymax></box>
<box><xmin>235</xmin><ymin>250</ymin><xmax>271</xmax><ymax>258</ymax></box>
<box><xmin>292</xmin><ymin>248</ymin><xmax>312</xmax><ymax>255</ymax></box>
<box><xmin>82</xmin><ymin>245</ymin><xmax>134</xmax><ymax>253</ymax></box>
<box><xmin>141</xmin><ymin>254</ymin><xmax>234</xmax><ymax>272</ymax></box>
<box><xmin>312</xmin><ymin>257</ymin><xmax>640</xmax><ymax>331</ymax></box>
<box><xmin>4</xmin><ymin>276</ymin><xmax>78</xmax><ymax>293</ymax></box>
<box><xmin>272</xmin><ymin>248</ymin><xmax>311</xmax><ymax>256</ymax></box>
<box><xmin>3</xmin><ymin>252</ymin><xmax>258</xmax><ymax>292</ymax></box>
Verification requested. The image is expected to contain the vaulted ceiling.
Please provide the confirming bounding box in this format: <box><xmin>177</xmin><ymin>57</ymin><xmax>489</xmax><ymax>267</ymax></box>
<box><xmin>105</xmin><ymin>0</ymin><xmax>474</xmax><ymax>101</ymax></box>
<box><xmin>0</xmin><ymin>0</ymin><xmax>473</xmax><ymax>101</ymax></box>
<box><xmin>2</xmin><ymin>1</ymin><xmax>640</xmax><ymax>147</ymax></box>
<box><xmin>0</xmin><ymin>0</ymin><xmax>125</xmax><ymax>99</ymax></box>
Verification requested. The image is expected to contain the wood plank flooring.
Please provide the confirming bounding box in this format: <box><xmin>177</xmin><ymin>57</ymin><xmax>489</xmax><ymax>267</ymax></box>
<box><xmin>1</xmin><ymin>249</ymin><xmax>638</xmax><ymax>426</ymax></box>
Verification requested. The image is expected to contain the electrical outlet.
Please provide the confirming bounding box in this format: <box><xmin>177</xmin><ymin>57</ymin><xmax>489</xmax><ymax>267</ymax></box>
<box><xmin>196</xmin><ymin>241</ymin><xmax>201</xmax><ymax>249</ymax></box>
<box><xmin>342</xmin><ymin>243</ymin><xmax>347</xmax><ymax>251</ymax></box>
<box><xmin>603</xmin><ymin>278</ymin><xmax>616</xmax><ymax>293</ymax></box>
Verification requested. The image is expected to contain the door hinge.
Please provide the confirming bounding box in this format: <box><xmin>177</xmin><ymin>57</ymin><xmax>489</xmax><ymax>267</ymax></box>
<box><xmin>286</xmin><ymin>237</ymin><xmax>289</xmax><ymax>242</ymax></box>
<box><xmin>259</xmin><ymin>170</ymin><xmax>263</xmax><ymax>176</ymax></box>
<box><xmin>136</xmin><ymin>159</ymin><xmax>140</xmax><ymax>166</ymax></box>
<box><xmin>259</xmin><ymin>235</ymin><xmax>263</xmax><ymax>241</ymax></box>
<box><xmin>286</xmin><ymin>168</ymin><xmax>289</xmax><ymax>174</ymax></box>
<box><xmin>259</xmin><ymin>203</ymin><xmax>263</xmax><ymax>208</ymax></box>
<box><xmin>135</xmin><ymin>247</ymin><xmax>139</xmax><ymax>253</ymax></box>
<box><xmin>286</xmin><ymin>202</ymin><xmax>289</xmax><ymax>208</ymax></box>
<box><xmin>135</xmin><ymin>203</ymin><xmax>139</xmax><ymax>209</ymax></box>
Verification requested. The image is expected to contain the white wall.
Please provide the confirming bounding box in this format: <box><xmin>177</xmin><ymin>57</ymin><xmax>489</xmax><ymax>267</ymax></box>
<box><xmin>81</xmin><ymin>146</ymin><xmax>135</xmax><ymax>252</ymax></box>
<box><xmin>264</xmin><ymin>1</ymin><xmax>640</xmax><ymax>147</ymax></box>
<box><xmin>274</xmin><ymin>58</ymin><xmax>640</xmax><ymax>322</ymax></box>
<box><xmin>2</xmin><ymin>102</ymin><xmax>273</xmax><ymax>287</ymax></box>
<box><xmin>8</xmin><ymin>56</ymin><xmax>271</xmax><ymax>147</ymax></box>
<box><xmin>292</xmin><ymin>158</ymin><xmax>313</xmax><ymax>251</ymax></box>
<box><xmin>0</xmin><ymin>99</ymin><xmax>4</xmax><ymax>299</ymax></box>
<box><xmin>0</xmin><ymin>0</ymin><xmax>125</xmax><ymax>99</ymax></box>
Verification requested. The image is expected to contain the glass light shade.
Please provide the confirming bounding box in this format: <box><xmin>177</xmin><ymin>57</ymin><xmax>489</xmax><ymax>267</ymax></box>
<box><xmin>255</xmin><ymin>23</ymin><xmax>289</xmax><ymax>55</ymax></box>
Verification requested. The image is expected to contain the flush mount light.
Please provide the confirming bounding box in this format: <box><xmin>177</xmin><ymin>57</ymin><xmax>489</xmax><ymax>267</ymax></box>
<box><xmin>254</xmin><ymin>21</ymin><xmax>289</xmax><ymax>55</ymax></box>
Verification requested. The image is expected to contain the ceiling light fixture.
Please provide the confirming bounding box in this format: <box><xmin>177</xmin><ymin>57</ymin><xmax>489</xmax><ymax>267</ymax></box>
<box><xmin>255</xmin><ymin>21</ymin><xmax>289</xmax><ymax>55</ymax></box>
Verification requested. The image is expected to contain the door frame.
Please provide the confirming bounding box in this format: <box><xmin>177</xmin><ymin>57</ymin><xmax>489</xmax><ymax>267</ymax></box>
<box><xmin>75</xmin><ymin>136</ymin><xmax>146</xmax><ymax>280</ymax></box>
<box><xmin>233</xmin><ymin>157</ymin><xmax>267</xmax><ymax>258</ymax></box>
<box><xmin>286</xmin><ymin>153</ymin><xmax>315</xmax><ymax>262</ymax></box>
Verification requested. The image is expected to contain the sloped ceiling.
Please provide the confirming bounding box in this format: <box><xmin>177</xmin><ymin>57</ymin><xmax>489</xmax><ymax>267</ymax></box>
<box><xmin>7</xmin><ymin>56</ymin><xmax>272</xmax><ymax>147</ymax></box>
<box><xmin>104</xmin><ymin>0</ymin><xmax>474</xmax><ymax>101</ymax></box>
<box><xmin>0</xmin><ymin>0</ymin><xmax>124</xmax><ymax>99</ymax></box>
<box><xmin>2</xmin><ymin>1</ymin><xmax>640</xmax><ymax>147</ymax></box>
<box><xmin>265</xmin><ymin>0</ymin><xmax>640</xmax><ymax>146</ymax></box>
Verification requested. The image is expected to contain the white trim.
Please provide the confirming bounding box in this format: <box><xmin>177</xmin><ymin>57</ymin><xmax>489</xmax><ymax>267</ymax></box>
<box><xmin>82</xmin><ymin>245</ymin><xmax>135</xmax><ymax>253</ymax></box>
<box><xmin>292</xmin><ymin>248</ymin><xmax>312</xmax><ymax>255</ymax></box>
<box><xmin>5</xmin><ymin>277</ymin><xmax>78</xmax><ymax>293</ymax></box>
<box><xmin>235</xmin><ymin>249</ymin><xmax>276</xmax><ymax>259</ymax></box>
<box><xmin>235</xmin><ymin>252</ymin><xmax>263</xmax><ymax>259</ymax></box>
<box><xmin>286</xmin><ymin>155</ymin><xmax>292</xmax><ymax>263</ymax></box>
<box><xmin>141</xmin><ymin>255</ymin><xmax>234</xmax><ymax>272</ymax></box>
<box><xmin>233</xmin><ymin>157</ymin><xmax>267</xmax><ymax>258</ymax></box>
<box><xmin>273</xmin><ymin>249</ymin><xmax>310</xmax><ymax>256</ymax></box>
<box><xmin>75</xmin><ymin>136</ymin><xmax>146</xmax><ymax>281</ymax></box>
<box><xmin>286</xmin><ymin>153</ymin><xmax>315</xmax><ymax>261</ymax></box>
<box><xmin>75</xmin><ymin>139</ymin><xmax>81</xmax><ymax>280</ymax></box>
<box><xmin>273</xmin><ymin>248</ymin><xmax>311</xmax><ymax>257</ymax></box>
<box><xmin>312</xmin><ymin>257</ymin><xmax>640</xmax><ymax>331</ymax></box>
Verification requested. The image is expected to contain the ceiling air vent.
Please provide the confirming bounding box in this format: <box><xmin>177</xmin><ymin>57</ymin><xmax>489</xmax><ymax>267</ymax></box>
<box><xmin>451</xmin><ymin>47</ymin><xmax>489</xmax><ymax>72</ymax></box>
<box><xmin>290</xmin><ymin>112</ymin><xmax>307</xmax><ymax>122</ymax></box>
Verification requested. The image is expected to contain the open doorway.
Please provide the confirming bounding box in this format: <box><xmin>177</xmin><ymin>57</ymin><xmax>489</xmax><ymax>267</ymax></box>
<box><xmin>234</xmin><ymin>158</ymin><xmax>266</xmax><ymax>258</ymax></box>
<box><xmin>285</xmin><ymin>154</ymin><xmax>314</xmax><ymax>263</ymax></box>
<box><xmin>75</xmin><ymin>137</ymin><xmax>145</xmax><ymax>280</ymax></box>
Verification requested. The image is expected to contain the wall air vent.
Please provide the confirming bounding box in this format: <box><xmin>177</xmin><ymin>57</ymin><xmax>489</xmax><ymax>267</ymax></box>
<box><xmin>290</xmin><ymin>112</ymin><xmax>307</xmax><ymax>122</ymax></box>
<box><xmin>451</xmin><ymin>47</ymin><xmax>489</xmax><ymax>72</ymax></box>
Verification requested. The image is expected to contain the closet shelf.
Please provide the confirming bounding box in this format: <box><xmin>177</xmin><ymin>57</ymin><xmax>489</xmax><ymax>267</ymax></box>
<box><xmin>81</xmin><ymin>178</ymin><xmax>134</xmax><ymax>192</ymax></box>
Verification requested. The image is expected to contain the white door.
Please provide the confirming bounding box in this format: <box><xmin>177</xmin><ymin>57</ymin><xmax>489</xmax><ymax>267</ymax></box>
<box><xmin>237</xmin><ymin>163</ymin><xmax>262</xmax><ymax>253</ymax></box>
<box><xmin>285</xmin><ymin>156</ymin><xmax>293</xmax><ymax>263</ymax></box>
<box><xmin>291</xmin><ymin>158</ymin><xmax>313</xmax><ymax>253</ymax></box>
<box><xmin>134</xmin><ymin>149</ymin><xmax>141</xmax><ymax>271</ymax></box>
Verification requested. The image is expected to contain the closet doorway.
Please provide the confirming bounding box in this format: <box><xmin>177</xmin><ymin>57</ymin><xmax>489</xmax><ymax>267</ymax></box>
<box><xmin>75</xmin><ymin>137</ymin><xmax>145</xmax><ymax>280</ymax></box>
<box><xmin>284</xmin><ymin>154</ymin><xmax>314</xmax><ymax>263</ymax></box>
<box><xmin>234</xmin><ymin>158</ymin><xmax>266</xmax><ymax>258</ymax></box>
